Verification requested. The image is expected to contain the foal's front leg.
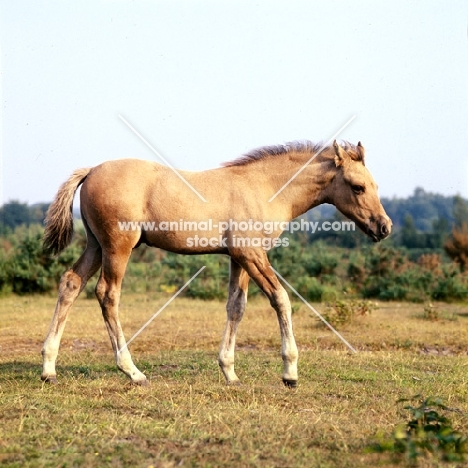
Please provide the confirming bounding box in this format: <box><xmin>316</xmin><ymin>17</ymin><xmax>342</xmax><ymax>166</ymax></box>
<box><xmin>218</xmin><ymin>259</ymin><xmax>250</xmax><ymax>384</ymax></box>
<box><xmin>269</xmin><ymin>286</ymin><xmax>299</xmax><ymax>387</ymax></box>
<box><xmin>234</xmin><ymin>250</ymin><xmax>299</xmax><ymax>387</ymax></box>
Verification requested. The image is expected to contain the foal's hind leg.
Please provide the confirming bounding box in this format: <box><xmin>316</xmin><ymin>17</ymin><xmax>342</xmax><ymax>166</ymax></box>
<box><xmin>41</xmin><ymin>243</ymin><xmax>102</xmax><ymax>383</ymax></box>
<box><xmin>233</xmin><ymin>249</ymin><xmax>299</xmax><ymax>387</ymax></box>
<box><xmin>218</xmin><ymin>259</ymin><xmax>250</xmax><ymax>385</ymax></box>
<box><xmin>95</xmin><ymin>249</ymin><xmax>147</xmax><ymax>385</ymax></box>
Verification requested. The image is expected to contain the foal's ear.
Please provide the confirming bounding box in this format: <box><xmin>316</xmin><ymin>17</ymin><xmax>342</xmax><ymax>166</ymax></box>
<box><xmin>333</xmin><ymin>140</ymin><xmax>348</xmax><ymax>167</ymax></box>
<box><xmin>356</xmin><ymin>141</ymin><xmax>366</xmax><ymax>162</ymax></box>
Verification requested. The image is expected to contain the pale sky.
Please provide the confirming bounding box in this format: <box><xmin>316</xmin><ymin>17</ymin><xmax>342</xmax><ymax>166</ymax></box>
<box><xmin>1</xmin><ymin>0</ymin><xmax>467</xmax><ymax>206</ymax></box>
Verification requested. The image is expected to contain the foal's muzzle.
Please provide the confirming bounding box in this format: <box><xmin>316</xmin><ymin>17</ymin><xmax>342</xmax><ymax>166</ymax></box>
<box><xmin>368</xmin><ymin>216</ymin><xmax>392</xmax><ymax>242</ymax></box>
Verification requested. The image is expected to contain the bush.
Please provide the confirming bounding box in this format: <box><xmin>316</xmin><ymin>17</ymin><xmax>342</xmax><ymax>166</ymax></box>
<box><xmin>1</xmin><ymin>223</ymin><xmax>468</xmax><ymax>303</ymax></box>
<box><xmin>295</xmin><ymin>276</ymin><xmax>324</xmax><ymax>302</ymax></box>
<box><xmin>360</xmin><ymin>246</ymin><xmax>468</xmax><ymax>302</ymax></box>
<box><xmin>160</xmin><ymin>253</ymin><xmax>230</xmax><ymax>300</ymax></box>
<box><xmin>268</xmin><ymin>237</ymin><xmax>307</xmax><ymax>278</ymax></box>
<box><xmin>1</xmin><ymin>226</ymin><xmax>80</xmax><ymax>294</ymax></box>
<box><xmin>368</xmin><ymin>395</ymin><xmax>467</xmax><ymax>464</ymax></box>
<box><xmin>303</xmin><ymin>243</ymin><xmax>339</xmax><ymax>277</ymax></box>
<box><xmin>445</xmin><ymin>223</ymin><xmax>468</xmax><ymax>271</ymax></box>
<box><xmin>432</xmin><ymin>267</ymin><xmax>468</xmax><ymax>301</ymax></box>
<box><xmin>347</xmin><ymin>251</ymin><xmax>366</xmax><ymax>286</ymax></box>
<box><xmin>321</xmin><ymin>299</ymin><xmax>377</xmax><ymax>328</ymax></box>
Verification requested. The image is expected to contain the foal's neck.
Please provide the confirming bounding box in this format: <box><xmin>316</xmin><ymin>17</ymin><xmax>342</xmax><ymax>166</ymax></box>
<box><xmin>262</xmin><ymin>149</ymin><xmax>336</xmax><ymax>220</ymax></box>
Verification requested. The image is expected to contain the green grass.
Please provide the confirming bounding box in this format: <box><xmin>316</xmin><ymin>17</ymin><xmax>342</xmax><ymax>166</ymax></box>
<box><xmin>1</xmin><ymin>294</ymin><xmax>468</xmax><ymax>467</ymax></box>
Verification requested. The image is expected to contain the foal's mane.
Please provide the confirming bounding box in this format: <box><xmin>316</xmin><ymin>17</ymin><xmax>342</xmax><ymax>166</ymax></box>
<box><xmin>221</xmin><ymin>140</ymin><xmax>363</xmax><ymax>167</ymax></box>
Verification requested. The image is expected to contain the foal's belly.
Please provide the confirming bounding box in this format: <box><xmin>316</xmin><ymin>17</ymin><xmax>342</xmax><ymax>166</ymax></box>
<box><xmin>141</xmin><ymin>228</ymin><xmax>229</xmax><ymax>255</ymax></box>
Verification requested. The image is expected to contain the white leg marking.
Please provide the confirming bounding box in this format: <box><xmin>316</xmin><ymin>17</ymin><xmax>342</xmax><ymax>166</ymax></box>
<box><xmin>218</xmin><ymin>261</ymin><xmax>248</xmax><ymax>384</ymax></box>
<box><xmin>273</xmin><ymin>287</ymin><xmax>299</xmax><ymax>384</ymax></box>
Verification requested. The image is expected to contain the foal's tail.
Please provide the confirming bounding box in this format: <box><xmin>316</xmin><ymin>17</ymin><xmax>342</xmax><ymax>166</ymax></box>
<box><xmin>43</xmin><ymin>167</ymin><xmax>92</xmax><ymax>256</ymax></box>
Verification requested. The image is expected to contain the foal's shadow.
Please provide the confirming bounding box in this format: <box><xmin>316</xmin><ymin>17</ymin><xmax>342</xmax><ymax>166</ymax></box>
<box><xmin>0</xmin><ymin>361</ymin><xmax>119</xmax><ymax>383</ymax></box>
<box><xmin>0</xmin><ymin>361</ymin><xmax>40</xmax><ymax>377</ymax></box>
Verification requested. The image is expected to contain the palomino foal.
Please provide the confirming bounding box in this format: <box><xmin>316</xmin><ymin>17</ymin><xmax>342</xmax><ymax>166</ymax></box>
<box><xmin>41</xmin><ymin>140</ymin><xmax>391</xmax><ymax>387</ymax></box>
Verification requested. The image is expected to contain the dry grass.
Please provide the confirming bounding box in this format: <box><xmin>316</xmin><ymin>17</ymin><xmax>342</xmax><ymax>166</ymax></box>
<box><xmin>1</xmin><ymin>293</ymin><xmax>468</xmax><ymax>467</ymax></box>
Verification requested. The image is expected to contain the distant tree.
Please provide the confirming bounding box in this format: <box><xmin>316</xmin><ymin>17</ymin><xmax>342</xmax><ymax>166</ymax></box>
<box><xmin>0</xmin><ymin>201</ymin><xmax>30</xmax><ymax>232</ymax></box>
<box><xmin>381</xmin><ymin>189</ymin><xmax>461</xmax><ymax>232</ymax></box>
<box><xmin>444</xmin><ymin>222</ymin><xmax>468</xmax><ymax>272</ymax></box>
<box><xmin>29</xmin><ymin>203</ymin><xmax>50</xmax><ymax>225</ymax></box>
<box><xmin>413</xmin><ymin>187</ymin><xmax>425</xmax><ymax>198</ymax></box>
<box><xmin>428</xmin><ymin>217</ymin><xmax>449</xmax><ymax>248</ymax></box>
<box><xmin>443</xmin><ymin>197</ymin><xmax>468</xmax><ymax>271</ymax></box>
<box><xmin>453</xmin><ymin>195</ymin><xmax>468</xmax><ymax>228</ymax></box>
<box><xmin>401</xmin><ymin>214</ymin><xmax>422</xmax><ymax>248</ymax></box>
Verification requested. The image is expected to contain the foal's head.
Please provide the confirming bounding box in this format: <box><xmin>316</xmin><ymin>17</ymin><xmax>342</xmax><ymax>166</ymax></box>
<box><xmin>329</xmin><ymin>141</ymin><xmax>392</xmax><ymax>242</ymax></box>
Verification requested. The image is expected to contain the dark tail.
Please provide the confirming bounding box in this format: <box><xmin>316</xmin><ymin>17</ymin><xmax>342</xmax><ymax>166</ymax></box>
<box><xmin>43</xmin><ymin>167</ymin><xmax>92</xmax><ymax>256</ymax></box>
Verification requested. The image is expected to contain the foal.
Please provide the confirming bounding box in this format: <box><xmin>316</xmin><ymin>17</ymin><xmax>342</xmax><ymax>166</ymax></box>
<box><xmin>41</xmin><ymin>140</ymin><xmax>391</xmax><ymax>387</ymax></box>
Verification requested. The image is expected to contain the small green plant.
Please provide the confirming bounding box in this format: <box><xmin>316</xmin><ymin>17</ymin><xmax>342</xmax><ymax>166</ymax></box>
<box><xmin>321</xmin><ymin>299</ymin><xmax>377</xmax><ymax>328</ymax></box>
<box><xmin>368</xmin><ymin>395</ymin><xmax>467</xmax><ymax>464</ymax></box>
<box><xmin>291</xmin><ymin>302</ymin><xmax>302</xmax><ymax>314</ymax></box>
<box><xmin>418</xmin><ymin>302</ymin><xmax>459</xmax><ymax>322</ymax></box>
<box><xmin>423</xmin><ymin>302</ymin><xmax>439</xmax><ymax>321</ymax></box>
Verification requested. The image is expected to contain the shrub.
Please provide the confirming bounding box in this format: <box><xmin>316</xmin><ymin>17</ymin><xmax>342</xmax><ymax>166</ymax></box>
<box><xmin>347</xmin><ymin>251</ymin><xmax>366</xmax><ymax>286</ymax></box>
<box><xmin>2</xmin><ymin>226</ymin><xmax>80</xmax><ymax>294</ymax></box>
<box><xmin>360</xmin><ymin>246</ymin><xmax>468</xmax><ymax>302</ymax></box>
<box><xmin>431</xmin><ymin>267</ymin><xmax>468</xmax><ymax>301</ymax></box>
<box><xmin>1</xmin><ymin>223</ymin><xmax>468</xmax><ymax>304</ymax></box>
<box><xmin>160</xmin><ymin>253</ymin><xmax>229</xmax><ymax>300</ymax></box>
<box><xmin>368</xmin><ymin>395</ymin><xmax>467</xmax><ymax>464</ymax></box>
<box><xmin>422</xmin><ymin>303</ymin><xmax>439</xmax><ymax>321</ymax></box>
<box><xmin>445</xmin><ymin>223</ymin><xmax>468</xmax><ymax>271</ymax></box>
<box><xmin>321</xmin><ymin>299</ymin><xmax>377</xmax><ymax>328</ymax></box>
<box><xmin>268</xmin><ymin>237</ymin><xmax>307</xmax><ymax>278</ymax></box>
<box><xmin>418</xmin><ymin>253</ymin><xmax>442</xmax><ymax>272</ymax></box>
<box><xmin>294</xmin><ymin>276</ymin><xmax>323</xmax><ymax>302</ymax></box>
<box><xmin>303</xmin><ymin>246</ymin><xmax>339</xmax><ymax>277</ymax></box>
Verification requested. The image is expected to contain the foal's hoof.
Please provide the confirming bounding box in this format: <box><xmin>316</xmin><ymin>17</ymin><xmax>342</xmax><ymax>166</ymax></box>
<box><xmin>41</xmin><ymin>375</ymin><xmax>58</xmax><ymax>385</ymax></box>
<box><xmin>132</xmin><ymin>378</ymin><xmax>150</xmax><ymax>387</ymax></box>
<box><xmin>227</xmin><ymin>379</ymin><xmax>242</xmax><ymax>387</ymax></box>
<box><xmin>282</xmin><ymin>378</ymin><xmax>298</xmax><ymax>389</ymax></box>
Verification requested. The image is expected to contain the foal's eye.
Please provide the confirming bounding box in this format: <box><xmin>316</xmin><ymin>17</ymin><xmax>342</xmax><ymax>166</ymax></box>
<box><xmin>352</xmin><ymin>184</ymin><xmax>364</xmax><ymax>194</ymax></box>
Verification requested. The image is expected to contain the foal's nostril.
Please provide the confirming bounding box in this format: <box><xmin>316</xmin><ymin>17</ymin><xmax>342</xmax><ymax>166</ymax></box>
<box><xmin>380</xmin><ymin>223</ymin><xmax>389</xmax><ymax>237</ymax></box>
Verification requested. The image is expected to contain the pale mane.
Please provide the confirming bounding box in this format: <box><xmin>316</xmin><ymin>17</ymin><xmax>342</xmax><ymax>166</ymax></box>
<box><xmin>221</xmin><ymin>141</ymin><xmax>362</xmax><ymax>167</ymax></box>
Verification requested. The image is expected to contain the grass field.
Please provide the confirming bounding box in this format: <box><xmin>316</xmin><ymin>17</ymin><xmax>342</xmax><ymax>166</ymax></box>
<box><xmin>1</xmin><ymin>293</ymin><xmax>468</xmax><ymax>467</ymax></box>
